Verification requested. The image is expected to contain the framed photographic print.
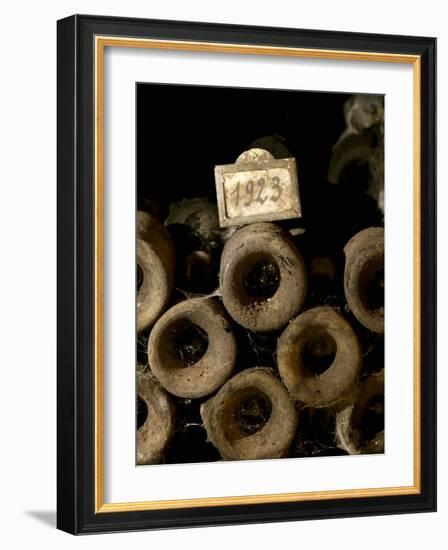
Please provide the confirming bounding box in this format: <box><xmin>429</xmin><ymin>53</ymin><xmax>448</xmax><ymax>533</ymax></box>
<box><xmin>57</xmin><ymin>14</ymin><xmax>436</xmax><ymax>534</ymax></box>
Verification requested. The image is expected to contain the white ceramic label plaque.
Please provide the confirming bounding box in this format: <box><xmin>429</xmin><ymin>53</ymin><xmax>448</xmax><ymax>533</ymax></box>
<box><xmin>215</xmin><ymin>149</ymin><xmax>302</xmax><ymax>227</ymax></box>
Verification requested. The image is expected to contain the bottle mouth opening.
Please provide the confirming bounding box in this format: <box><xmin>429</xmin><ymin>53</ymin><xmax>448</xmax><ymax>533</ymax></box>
<box><xmin>233</xmin><ymin>391</ymin><xmax>273</xmax><ymax>436</ymax></box>
<box><xmin>359</xmin><ymin>393</ymin><xmax>385</xmax><ymax>445</ymax></box>
<box><xmin>365</xmin><ymin>266</ymin><xmax>384</xmax><ymax>313</ymax></box>
<box><xmin>243</xmin><ymin>257</ymin><xmax>281</xmax><ymax>302</ymax></box>
<box><xmin>136</xmin><ymin>263</ymin><xmax>144</xmax><ymax>292</ymax></box>
<box><xmin>171</xmin><ymin>322</ymin><xmax>209</xmax><ymax>367</ymax></box>
<box><xmin>301</xmin><ymin>329</ymin><xmax>337</xmax><ymax>376</ymax></box>
<box><xmin>137</xmin><ymin>395</ymin><xmax>148</xmax><ymax>429</ymax></box>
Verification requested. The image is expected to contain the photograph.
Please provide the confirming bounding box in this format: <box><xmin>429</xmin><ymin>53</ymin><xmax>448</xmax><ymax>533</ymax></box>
<box><xmin>135</xmin><ymin>83</ymin><xmax>385</xmax><ymax>465</ymax></box>
<box><xmin>0</xmin><ymin>0</ymin><xmax>442</xmax><ymax>545</ymax></box>
<box><xmin>55</xmin><ymin>14</ymin><xmax>435</xmax><ymax>534</ymax></box>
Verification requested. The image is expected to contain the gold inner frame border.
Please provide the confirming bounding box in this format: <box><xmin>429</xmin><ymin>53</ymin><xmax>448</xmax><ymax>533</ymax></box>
<box><xmin>94</xmin><ymin>35</ymin><xmax>421</xmax><ymax>513</ymax></box>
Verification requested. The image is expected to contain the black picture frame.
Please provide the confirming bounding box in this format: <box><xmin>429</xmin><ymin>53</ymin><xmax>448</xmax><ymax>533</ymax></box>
<box><xmin>57</xmin><ymin>14</ymin><xmax>436</xmax><ymax>534</ymax></box>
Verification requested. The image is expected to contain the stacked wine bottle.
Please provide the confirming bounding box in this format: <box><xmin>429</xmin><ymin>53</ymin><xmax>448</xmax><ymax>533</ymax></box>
<box><xmin>136</xmin><ymin>196</ymin><xmax>384</xmax><ymax>465</ymax></box>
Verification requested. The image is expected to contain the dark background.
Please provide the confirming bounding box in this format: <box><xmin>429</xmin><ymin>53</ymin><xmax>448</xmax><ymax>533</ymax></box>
<box><xmin>137</xmin><ymin>83</ymin><xmax>381</xmax><ymax>258</ymax></box>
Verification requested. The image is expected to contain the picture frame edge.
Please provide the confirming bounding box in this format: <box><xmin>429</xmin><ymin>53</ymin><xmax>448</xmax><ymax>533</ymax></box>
<box><xmin>56</xmin><ymin>14</ymin><xmax>437</xmax><ymax>535</ymax></box>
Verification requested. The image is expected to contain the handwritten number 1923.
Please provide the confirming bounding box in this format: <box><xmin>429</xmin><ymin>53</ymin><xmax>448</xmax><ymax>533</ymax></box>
<box><xmin>229</xmin><ymin>177</ymin><xmax>282</xmax><ymax>208</ymax></box>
